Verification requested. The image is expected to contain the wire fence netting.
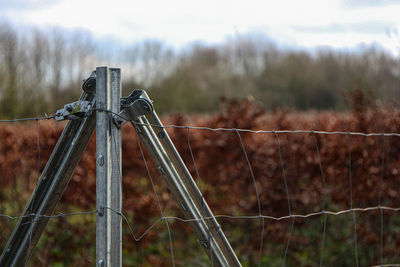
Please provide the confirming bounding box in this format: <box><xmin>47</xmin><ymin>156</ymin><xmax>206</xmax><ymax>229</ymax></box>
<box><xmin>0</xmin><ymin>101</ymin><xmax>400</xmax><ymax>266</ymax></box>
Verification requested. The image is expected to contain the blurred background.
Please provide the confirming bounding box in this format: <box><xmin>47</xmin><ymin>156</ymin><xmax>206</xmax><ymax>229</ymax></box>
<box><xmin>0</xmin><ymin>0</ymin><xmax>399</xmax><ymax>117</ymax></box>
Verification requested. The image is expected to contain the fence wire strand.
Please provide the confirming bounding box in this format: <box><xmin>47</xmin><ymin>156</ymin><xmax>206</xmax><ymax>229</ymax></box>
<box><xmin>0</xmin><ymin>116</ymin><xmax>55</xmax><ymax>123</ymax></box>
<box><xmin>379</xmin><ymin>135</ymin><xmax>386</xmax><ymax>266</ymax></box>
<box><xmin>313</xmin><ymin>133</ymin><xmax>328</xmax><ymax>267</ymax></box>
<box><xmin>24</xmin><ymin>119</ymin><xmax>43</xmax><ymax>267</ymax></box>
<box><xmin>235</xmin><ymin>129</ymin><xmax>265</xmax><ymax>267</ymax></box>
<box><xmin>136</xmin><ymin>130</ymin><xmax>176</xmax><ymax>267</ymax></box>
<box><xmin>274</xmin><ymin>131</ymin><xmax>294</xmax><ymax>267</ymax></box>
<box><xmin>1</xmin><ymin>205</ymin><xmax>400</xmax><ymax>223</ymax></box>
<box><xmin>0</xmin><ymin>206</ymin><xmax>400</xmax><ymax>264</ymax></box>
<box><xmin>99</xmin><ymin>107</ymin><xmax>400</xmax><ymax>137</ymax></box>
<box><xmin>348</xmin><ymin>134</ymin><xmax>360</xmax><ymax>267</ymax></box>
<box><xmin>186</xmin><ymin>127</ymin><xmax>215</xmax><ymax>266</ymax></box>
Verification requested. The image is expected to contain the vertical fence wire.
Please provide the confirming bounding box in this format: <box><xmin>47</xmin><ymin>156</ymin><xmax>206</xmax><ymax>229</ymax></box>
<box><xmin>24</xmin><ymin>119</ymin><xmax>42</xmax><ymax>267</ymax></box>
<box><xmin>347</xmin><ymin>133</ymin><xmax>359</xmax><ymax>267</ymax></box>
<box><xmin>273</xmin><ymin>131</ymin><xmax>294</xmax><ymax>267</ymax></box>
<box><xmin>36</xmin><ymin>119</ymin><xmax>41</xmax><ymax>185</ymax></box>
<box><xmin>186</xmin><ymin>127</ymin><xmax>215</xmax><ymax>266</ymax></box>
<box><xmin>313</xmin><ymin>132</ymin><xmax>328</xmax><ymax>267</ymax></box>
<box><xmin>136</xmin><ymin>131</ymin><xmax>176</xmax><ymax>267</ymax></box>
<box><xmin>235</xmin><ymin>129</ymin><xmax>264</xmax><ymax>267</ymax></box>
<box><xmin>379</xmin><ymin>134</ymin><xmax>386</xmax><ymax>266</ymax></box>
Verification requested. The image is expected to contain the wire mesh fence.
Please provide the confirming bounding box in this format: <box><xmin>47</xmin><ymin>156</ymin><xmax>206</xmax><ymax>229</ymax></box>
<box><xmin>0</xmin><ymin>104</ymin><xmax>399</xmax><ymax>266</ymax></box>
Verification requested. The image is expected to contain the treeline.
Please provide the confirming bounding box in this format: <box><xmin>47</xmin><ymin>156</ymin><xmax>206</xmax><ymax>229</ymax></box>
<box><xmin>0</xmin><ymin>22</ymin><xmax>97</xmax><ymax>117</ymax></box>
<box><xmin>0</xmin><ymin>21</ymin><xmax>399</xmax><ymax>117</ymax></box>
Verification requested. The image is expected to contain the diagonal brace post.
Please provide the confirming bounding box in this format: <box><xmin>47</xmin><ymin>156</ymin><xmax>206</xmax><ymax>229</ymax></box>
<box><xmin>0</xmin><ymin>75</ymin><xmax>97</xmax><ymax>267</ymax></box>
<box><xmin>115</xmin><ymin>90</ymin><xmax>242</xmax><ymax>267</ymax></box>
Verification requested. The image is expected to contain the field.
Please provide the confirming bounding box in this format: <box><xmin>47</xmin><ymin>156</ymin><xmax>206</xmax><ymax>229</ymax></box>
<box><xmin>1</xmin><ymin>97</ymin><xmax>400</xmax><ymax>266</ymax></box>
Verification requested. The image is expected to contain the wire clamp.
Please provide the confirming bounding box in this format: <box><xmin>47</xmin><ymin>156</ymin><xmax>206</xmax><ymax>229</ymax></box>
<box><xmin>112</xmin><ymin>89</ymin><xmax>153</xmax><ymax>128</ymax></box>
<box><xmin>55</xmin><ymin>100</ymin><xmax>93</xmax><ymax>121</ymax></box>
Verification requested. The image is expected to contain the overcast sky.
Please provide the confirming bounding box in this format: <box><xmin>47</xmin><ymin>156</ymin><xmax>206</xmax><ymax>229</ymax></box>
<box><xmin>1</xmin><ymin>0</ymin><xmax>400</xmax><ymax>55</ymax></box>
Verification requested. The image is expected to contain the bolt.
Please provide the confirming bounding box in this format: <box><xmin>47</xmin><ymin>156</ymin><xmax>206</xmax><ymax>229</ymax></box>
<box><xmin>158</xmin><ymin>166</ymin><xmax>166</xmax><ymax>175</ymax></box>
<box><xmin>135</xmin><ymin>126</ymin><xmax>142</xmax><ymax>134</ymax></box>
<box><xmin>198</xmin><ymin>240</ymin><xmax>209</xmax><ymax>248</ymax></box>
<box><xmin>114</xmin><ymin>117</ymin><xmax>124</xmax><ymax>128</ymax></box>
<box><xmin>98</xmin><ymin>155</ymin><xmax>104</xmax><ymax>166</ymax></box>
<box><xmin>65</xmin><ymin>105</ymin><xmax>73</xmax><ymax>112</ymax></box>
<box><xmin>143</xmin><ymin>103</ymin><xmax>152</xmax><ymax>114</ymax></box>
<box><xmin>180</xmin><ymin>202</ymin><xmax>187</xmax><ymax>211</ymax></box>
<box><xmin>98</xmin><ymin>206</ymin><xmax>104</xmax><ymax>217</ymax></box>
<box><xmin>157</xmin><ymin>131</ymin><xmax>165</xmax><ymax>139</ymax></box>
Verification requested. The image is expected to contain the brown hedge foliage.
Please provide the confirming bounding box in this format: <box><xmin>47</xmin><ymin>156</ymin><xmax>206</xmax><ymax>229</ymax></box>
<box><xmin>0</xmin><ymin>98</ymin><xmax>399</xmax><ymax>265</ymax></box>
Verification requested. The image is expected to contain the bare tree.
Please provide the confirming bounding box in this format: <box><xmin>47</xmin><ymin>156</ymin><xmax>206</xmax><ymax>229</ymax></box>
<box><xmin>0</xmin><ymin>22</ymin><xmax>20</xmax><ymax>117</ymax></box>
<box><xmin>48</xmin><ymin>29</ymin><xmax>66</xmax><ymax>110</ymax></box>
<box><xmin>125</xmin><ymin>40</ymin><xmax>175</xmax><ymax>87</ymax></box>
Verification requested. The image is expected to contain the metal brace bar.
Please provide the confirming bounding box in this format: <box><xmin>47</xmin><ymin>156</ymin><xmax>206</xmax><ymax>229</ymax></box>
<box><xmin>0</xmin><ymin>73</ymin><xmax>98</xmax><ymax>267</ymax></box>
<box><xmin>119</xmin><ymin>90</ymin><xmax>242</xmax><ymax>267</ymax></box>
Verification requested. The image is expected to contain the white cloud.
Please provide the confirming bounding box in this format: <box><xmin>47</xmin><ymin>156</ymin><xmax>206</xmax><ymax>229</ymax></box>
<box><xmin>1</xmin><ymin>0</ymin><xmax>399</xmax><ymax>55</ymax></box>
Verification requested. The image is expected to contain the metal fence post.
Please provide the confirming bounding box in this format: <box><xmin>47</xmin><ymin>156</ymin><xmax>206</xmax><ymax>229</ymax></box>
<box><xmin>96</xmin><ymin>67</ymin><xmax>122</xmax><ymax>267</ymax></box>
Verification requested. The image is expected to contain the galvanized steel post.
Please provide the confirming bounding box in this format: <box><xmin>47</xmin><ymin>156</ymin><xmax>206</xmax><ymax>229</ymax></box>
<box><xmin>96</xmin><ymin>67</ymin><xmax>122</xmax><ymax>267</ymax></box>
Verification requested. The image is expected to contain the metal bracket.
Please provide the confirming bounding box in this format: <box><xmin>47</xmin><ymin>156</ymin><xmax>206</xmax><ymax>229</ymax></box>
<box><xmin>55</xmin><ymin>100</ymin><xmax>93</xmax><ymax>121</ymax></box>
<box><xmin>112</xmin><ymin>89</ymin><xmax>153</xmax><ymax>128</ymax></box>
<box><xmin>54</xmin><ymin>71</ymin><xmax>97</xmax><ymax>121</ymax></box>
<box><xmin>82</xmin><ymin>71</ymin><xmax>96</xmax><ymax>94</ymax></box>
